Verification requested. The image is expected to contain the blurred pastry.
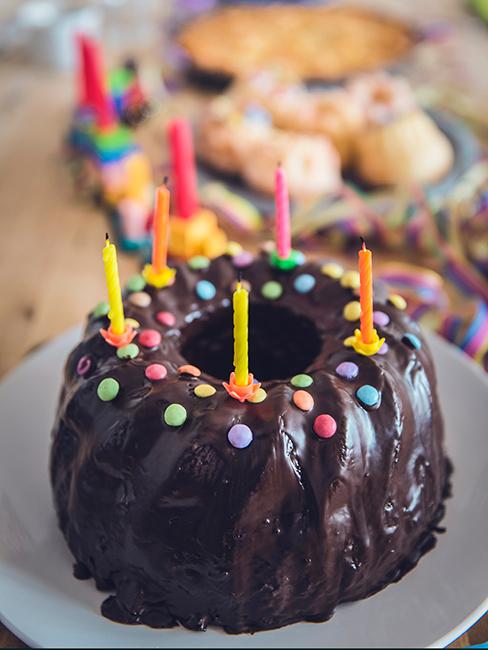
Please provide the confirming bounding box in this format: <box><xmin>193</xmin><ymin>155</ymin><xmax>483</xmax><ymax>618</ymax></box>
<box><xmin>354</xmin><ymin>109</ymin><xmax>454</xmax><ymax>186</ymax></box>
<box><xmin>241</xmin><ymin>131</ymin><xmax>341</xmax><ymax>198</ymax></box>
<box><xmin>350</xmin><ymin>73</ymin><xmax>453</xmax><ymax>186</ymax></box>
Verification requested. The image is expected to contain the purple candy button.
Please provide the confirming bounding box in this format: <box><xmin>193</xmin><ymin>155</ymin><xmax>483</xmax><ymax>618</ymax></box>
<box><xmin>373</xmin><ymin>311</ymin><xmax>390</xmax><ymax>327</ymax></box>
<box><xmin>232</xmin><ymin>251</ymin><xmax>254</xmax><ymax>268</ymax></box>
<box><xmin>76</xmin><ymin>355</ymin><xmax>92</xmax><ymax>376</ymax></box>
<box><xmin>227</xmin><ymin>424</ymin><xmax>253</xmax><ymax>449</ymax></box>
<box><xmin>336</xmin><ymin>361</ymin><xmax>359</xmax><ymax>380</ymax></box>
<box><xmin>377</xmin><ymin>342</ymin><xmax>389</xmax><ymax>355</ymax></box>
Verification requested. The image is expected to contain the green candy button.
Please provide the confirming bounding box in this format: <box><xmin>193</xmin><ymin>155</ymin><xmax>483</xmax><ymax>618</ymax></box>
<box><xmin>291</xmin><ymin>374</ymin><xmax>313</xmax><ymax>388</ymax></box>
<box><xmin>188</xmin><ymin>255</ymin><xmax>210</xmax><ymax>271</ymax></box>
<box><xmin>261</xmin><ymin>281</ymin><xmax>283</xmax><ymax>300</ymax></box>
<box><xmin>164</xmin><ymin>403</ymin><xmax>187</xmax><ymax>427</ymax></box>
<box><xmin>125</xmin><ymin>274</ymin><xmax>146</xmax><ymax>292</ymax></box>
<box><xmin>97</xmin><ymin>377</ymin><xmax>120</xmax><ymax>402</ymax></box>
<box><xmin>116</xmin><ymin>343</ymin><xmax>139</xmax><ymax>359</ymax></box>
<box><xmin>92</xmin><ymin>300</ymin><xmax>110</xmax><ymax>318</ymax></box>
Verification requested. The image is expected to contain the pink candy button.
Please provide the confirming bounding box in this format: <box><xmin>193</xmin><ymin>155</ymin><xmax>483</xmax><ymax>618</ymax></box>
<box><xmin>156</xmin><ymin>311</ymin><xmax>176</xmax><ymax>327</ymax></box>
<box><xmin>139</xmin><ymin>329</ymin><xmax>162</xmax><ymax>348</ymax></box>
<box><xmin>145</xmin><ymin>364</ymin><xmax>167</xmax><ymax>381</ymax></box>
<box><xmin>313</xmin><ymin>414</ymin><xmax>337</xmax><ymax>439</ymax></box>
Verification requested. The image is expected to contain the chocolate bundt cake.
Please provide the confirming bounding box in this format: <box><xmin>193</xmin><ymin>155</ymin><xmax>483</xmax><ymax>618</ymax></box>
<box><xmin>50</xmin><ymin>250</ymin><xmax>449</xmax><ymax>634</ymax></box>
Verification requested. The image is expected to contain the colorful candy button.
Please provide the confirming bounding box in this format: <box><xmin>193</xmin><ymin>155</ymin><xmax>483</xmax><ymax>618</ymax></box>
<box><xmin>164</xmin><ymin>403</ymin><xmax>187</xmax><ymax>427</ymax></box>
<box><xmin>226</xmin><ymin>241</ymin><xmax>243</xmax><ymax>257</ymax></box>
<box><xmin>188</xmin><ymin>255</ymin><xmax>210</xmax><ymax>271</ymax></box>
<box><xmin>196</xmin><ymin>280</ymin><xmax>216</xmax><ymax>300</ymax></box>
<box><xmin>377</xmin><ymin>342</ymin><xmax>389</xmax><ymax>355</ymax></box>
<box><xmin>356</xmin><ymin>384</ymin><xmax>380</xmax><ymax>408</ymax></box>
<box><xmin>178</xmin><ymin>364</ymin><xmax>201</xmax><ymax>377</ymax></box>
<box><xmin>248</xmin><ymin>387</ymin><xmax>267</xmax><ymax>403</ymax></box>
<box><xmin>343</xmin><ymin>301</ymin><xmax>361</xmax><ymax>321</ymax></box>
<box><xmin>125</xmin><ymin>274</ymin><xmax>146</xmax><ymax>292</ymax></box>
<box><xmin>125</xmin><ymin>318</ymin><xmax>140</xmax><ymax>330</ymax></box>
<box><xmin>321</xmin><ymin>262</ymin><xmax>344</xmax><ymax>279</ymax></box>
<box><xmin>232</xmin><ymin>251</ymin><xmax>254</xmax><ymax>268</ymax></box>
<box><xmin>313</xmin><ymin>414</ymin><xmax>337</xmax><ymax>438</ymax></box>
<box><xmin>341</xmin><ymin>270</ymin><xmax>360</xmax><ymax>289</ymax></box>
<box><xmin>156</xmin><ymin>311</ymin><xmax>176</xmax><ymax>327</ymax></box>
<box><xmin>294</xmin><ymin>273</ymin><xmax>316</xmax><ymax>294</ymax></box>
<box><xmin>194</xmin><ymin>384</ymin><xmax>216</xmax><ymax>398</ymax></box>
<box><xmin>293</xmin><ymin>390</ymin><xmax>314</xmax><ymax>412</ymax></box>
<box><xmin>97</xmin><ymin>377</ymin><xmax>120</xmax><ymax>402</ymax></box>
<box><xmin>389</xmin><ymin>293</ymin><xmax>407</xmax><ymax>310</ymax></box>
<box><xmin>402</xmin><ymin>333</ymin><xmax>421</xmax><ymax>350</ymax></box>
<box><xmin>92</xmin><ymin>300</ymin><xmax>110</xmax><ymax>318</ymax></box>
<box><xmin>261</xmin><ymin>281</ymin><xmax>283</xmax><ymax>300</ymax></box>
<box><xmin>294</xmin><ymin>251</ymin><xmax>306</xmax><ymax>265</ymax></box>
<box><xmin>129</xmin><ymin>291</ymin><xmax>151</xmax><ymax>308</ymax></box>
<box><xmin>373</xmin><ymin>311</ymin><xmax>390</xmax><ymax>327</ymax></box>
<box><xmin>228</xmin><ymin>424</ymin><xmax>253</xmax><ymax>449</ymax></box>
<box><xmin>335</xmin><ymin>361</ymin><xmax>359</xmax><ymax>380</ymax></box>
<box><xmin>117</xmin><ymin>343</ymin><xmax>139</xmax><ymax>359</ymax></box>
<box><xmin>291</xmin><ymin>373</ymin><xmax>313</xmax><ymax>388</ymax></box>
<box><xmin>76</xmin><ymin>355</ymin><xmax>92</xmax><ymax>376</ymax></box>
<box><xmin>145</xmin><ymin>363</ymin><xmax>167</xmax><ymax>381</ymax></box>
<box><xmin>139</xmin><ymin>329</ymin><xmax>162</xmax><ymax>348</ymax></box>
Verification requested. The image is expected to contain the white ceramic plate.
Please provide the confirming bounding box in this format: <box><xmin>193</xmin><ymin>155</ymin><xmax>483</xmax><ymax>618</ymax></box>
<box><xmin>0</xmin><ymin>328</ymin><xmax>487</xmax><ymax>648</ymax></box>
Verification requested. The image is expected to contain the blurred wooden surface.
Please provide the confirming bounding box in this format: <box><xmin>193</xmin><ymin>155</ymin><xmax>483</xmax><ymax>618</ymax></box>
<box><xmin>0</xmin><ymin>0</ymin><xmax>487</xmax><ymax>646</ymax></box>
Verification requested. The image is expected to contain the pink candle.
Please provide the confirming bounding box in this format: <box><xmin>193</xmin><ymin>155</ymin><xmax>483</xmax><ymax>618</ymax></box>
<box><xmin>81</xmin><ymin>36</ymin><xmax>115</xmax><ymax>129</ymax></box>
<box><xmin>167</xmin><ymin>118</ymin><xmax>198</xmax><ymax>220</ymax></box>
<box><xmin>275</xmin><ymin>165</ymin><xmax>291</xmax><ymax>259</ymax></box>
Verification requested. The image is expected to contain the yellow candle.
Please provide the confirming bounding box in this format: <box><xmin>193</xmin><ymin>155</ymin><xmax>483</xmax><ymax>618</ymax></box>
<box><xmin>103</xmin><ymin>235</ymin><xmax>125</xmax><ymax>334</ymax></box>
<box><xmin>233</xmin><ymin>281</ymin><xmax>249</xmax><ymax>386</ymax></box>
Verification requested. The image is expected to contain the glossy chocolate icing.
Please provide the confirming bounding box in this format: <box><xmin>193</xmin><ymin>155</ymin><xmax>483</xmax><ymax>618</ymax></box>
<box><xmin>50</xmin><ymin>252</ymin><xmax>449</xmax><ymax>634</ymax></box>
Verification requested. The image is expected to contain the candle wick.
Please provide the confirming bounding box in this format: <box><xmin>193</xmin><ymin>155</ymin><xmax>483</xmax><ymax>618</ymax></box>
<box><xmin>163</xmin><ymin>175</ymin><xmax>169</xmax><ymax>186</ymax></box>
<box><xmin>237</xmin><ymin>271</ymin><xmax>243</xmax><ymax>284</ymax></box>
<box><xmin>360</xmin><ymin>236</ymin><xmax>366</xmax><ymax>250</ymax></box>
<box><xmin>105</xmin><ymin>232</ymin><xmax>110</xmax><ymax>244</ymax></box>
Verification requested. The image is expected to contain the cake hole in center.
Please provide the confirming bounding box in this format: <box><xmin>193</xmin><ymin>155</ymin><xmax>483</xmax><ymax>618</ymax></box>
<box><xmin>180</xmin><ymin>304</ymin><xmax>322</xmax><ymax>382</ymax></box>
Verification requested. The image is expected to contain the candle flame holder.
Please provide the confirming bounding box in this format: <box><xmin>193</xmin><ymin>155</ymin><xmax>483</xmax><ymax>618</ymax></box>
<box><xmin>169</xmin><ymin>209</ymin><xmax>227</xmax><ymax>260</ymax></box>
<box><xmin>223</xmin><ymin>372</ymin><xmax>261</xmax><ymax>403</ymax></box>
<box><xmin>344</xmin><ymin>329</ymin><xmax>385</xmax><ymax>356</ymax></box>
<box><xmin>142</xmin><ymin>264</ymin><xmax>176</xmax><ymax>288</ymax></box>
<box><xmin>269</xmin><ymin>248</ymin><xmax>303</xmax><ymax>271</ymax></box>
<box><xmin>100</xmin><ymin>323</ymin><xmax>136</xmax><ymax>348</ymax></box>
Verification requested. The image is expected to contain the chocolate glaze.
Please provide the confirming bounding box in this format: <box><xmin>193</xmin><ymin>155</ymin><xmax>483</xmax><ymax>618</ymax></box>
<box><xmin>50</xmin><ymin>252</ymin><xmax>449</xmax><ymax>634</ymax></box>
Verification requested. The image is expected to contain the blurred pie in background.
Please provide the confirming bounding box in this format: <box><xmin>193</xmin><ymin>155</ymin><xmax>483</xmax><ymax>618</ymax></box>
<box><xmin>178</xmin><ymin>4</ymin><xmax>417</xmax><ymax>81</ymax></box>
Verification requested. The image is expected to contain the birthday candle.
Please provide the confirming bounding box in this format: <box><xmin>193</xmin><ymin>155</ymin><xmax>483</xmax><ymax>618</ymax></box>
<box><xmin>233</xmin><ymin>281</ymin><xmax>249</xmax><ymax>386</ymax></box>
<box><xmin>152</xmin><ymin>182</ymin><xmax>170</xmax><ymax>273</ymax></box>
<box><xmin>275</xmin><ymin>165</ymin><xmax>291</xmax><ymax>260</ymax></box>
<box><xmin>167</xmin><ymin>118</ymin><xmax>198</xmax><ymax>219</ymax></box>
<box><xmin>103</xmin><ymin>235</ymin><xmax>125</xmax><ymax>334</ymax></box>
<box><xmin>359</xmin><ymin>239</ymin><xmax>374</xmax><ymax>344</ymax></box>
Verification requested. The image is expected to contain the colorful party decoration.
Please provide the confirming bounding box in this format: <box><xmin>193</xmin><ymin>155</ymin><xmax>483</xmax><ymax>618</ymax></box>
<box><xmin>269</xmin><ymin>164</ymin><xmax>302</xmax><ymax>270</ymax></box>
<box><xmin>167</xmin><ymin>118</ymin><xmax>198</xmax><ymax>220</ymax></box>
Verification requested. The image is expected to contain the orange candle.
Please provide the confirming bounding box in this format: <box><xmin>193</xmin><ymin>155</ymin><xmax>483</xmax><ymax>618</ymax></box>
<box><xmin>359</xmin><ymin>238</ymin><xmax>374</xmax><ymax>344</ymax></box>
<box><xmin>152</xmin><ymin>182</ymin><xmax>170</xmax><ymax>273</ymax></box>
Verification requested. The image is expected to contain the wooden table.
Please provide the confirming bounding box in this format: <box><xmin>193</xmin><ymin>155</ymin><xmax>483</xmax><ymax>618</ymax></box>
<box><xmin>0</xmin><ymin>0</ymin><xmax>487</xmax><ymax>645</ymax></box>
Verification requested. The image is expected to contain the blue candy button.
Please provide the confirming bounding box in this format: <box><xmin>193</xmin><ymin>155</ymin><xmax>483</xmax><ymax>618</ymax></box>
<box><xmin>402</xmin><ymin>333</ymin><xmax>422</xmax><ymax>350</ymax></box>
<box><xmin>294</xmin><ymin>273</ymin><xmax>316</xmax><ymax>294</ymax></box>
<box><xmin>196</xmin><ymin>280</ymin><xmax>216</xmax><ymax>301</ymax></box>
<box><xmin>356</xmin><ymin>384</ymin><xmax>380</xmax><ymax>408</ymax></box>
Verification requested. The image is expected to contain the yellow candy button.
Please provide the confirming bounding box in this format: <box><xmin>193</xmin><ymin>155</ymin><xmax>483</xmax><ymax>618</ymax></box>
<box><xmin>248</xmin><ymin>387</ymin><xmax>267</xmax><ymax>403</ymax></box>
<box><xmin>389</xmin><ymin>293</ymin><xmax>407</xmax><ymax>310</ymax></box>
<box><xmin>194</xmin><ymin>384</ymin><xmax>216</xmax><ymax>398</ymax></box>
<box><xmin>226</xmin><ymin>241</ymin><xmax>243</xmax><ymax>257</ymax></box>
<box><xmin>321</xmin><ymin>262</ymin><xmax>344</xmax><ymax>279</ymax></box>
<box><xmin>341</xmin><ymin>270</ymin><xmax>360</xmax><ymax>289</ymax></box>
<box><xmin>343</xmin><ymin>300</ymin><xmax>361</xmax><ymax>321</ymax></box>
<box><xmin>125</xmin><ymin>318</ymin><xmax>140</xmax><ymax>329</ymax></box>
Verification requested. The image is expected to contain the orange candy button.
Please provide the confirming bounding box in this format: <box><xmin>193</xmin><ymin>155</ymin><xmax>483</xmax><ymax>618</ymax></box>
<box><xmin>178</xmin><ymin>364</ymin><xmax>201</xmax><ymax>377</ymax></box>
<box><xmin>293</xmin><ymin>390</ymin><xmax>314</xmax><ymax>412</ymax></box>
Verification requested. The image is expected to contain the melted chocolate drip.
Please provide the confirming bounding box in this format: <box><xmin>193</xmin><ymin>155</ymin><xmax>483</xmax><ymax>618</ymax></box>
<box><xmin>50</xmin><ymin>253</ymin><xmax>449</xmax><ymax>634</ymax></box>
